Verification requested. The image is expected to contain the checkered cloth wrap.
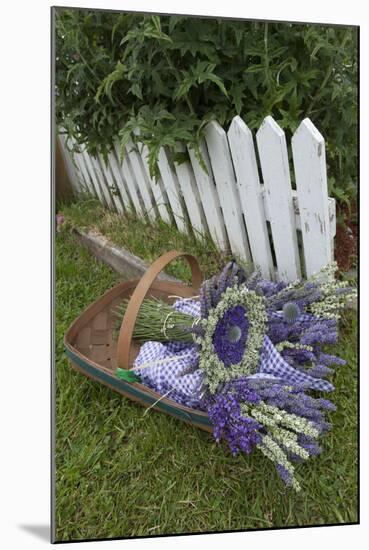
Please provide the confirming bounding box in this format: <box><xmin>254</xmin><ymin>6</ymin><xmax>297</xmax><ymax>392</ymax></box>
<box><xmin>259</xmin><ymin>336</ymin><xmax>333</xmax><ymax>392</ymax></box>
<box><xmin>133</xmin><ymin>298</ymin><xmax>333</xmax><ymax>408</ymax></box>
<box><xmin>269</xmin><ymin>311</ymin><xmax>317</xmax><ymax>323</ymax></box>
<box><xmin>133</xmin><ymin>299</ymin><xmax>205</xmax><ymax>408</ymax></box>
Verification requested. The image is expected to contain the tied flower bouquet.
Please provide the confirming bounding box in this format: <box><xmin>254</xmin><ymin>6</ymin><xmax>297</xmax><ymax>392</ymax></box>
<box><xmin>114</xmin><ymin>261</ymin><xmax>356</xmax><ymax>492</ymax></box>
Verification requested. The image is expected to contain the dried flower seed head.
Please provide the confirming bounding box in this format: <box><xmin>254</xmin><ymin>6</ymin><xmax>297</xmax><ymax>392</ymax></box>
<box><xmin>283</xmin><ymin>302</ymin><xmax>301</xmax><ymax>324</ymax></box>
<box><xmin>227</xmin><ymin>324</ymin><xmax>243</xmax><ymax>343</ymax></box>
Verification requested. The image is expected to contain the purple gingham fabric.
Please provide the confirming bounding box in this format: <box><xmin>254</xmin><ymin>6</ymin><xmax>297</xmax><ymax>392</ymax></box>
<box><xmin>133</xmin><ymin>299</ymin><xmax>204</xmax><ymax>407</ymax></box>
<box><xmin>133</xmin><ymin>298</ymin><xmax>333</xmax><ymax>407</ymax></box>
<box><xmin>134</xmin><ymin>340</ymin><xmax>204</xmax><ymax>407</ymax></box>
<box><xmin>269</xmin><ymin>311</ymin><xmax>316</xmax><ymax>323</ymax></box>
<box><xmin>171</xmin><ymin>298</ymin><xmax>201</xmax><ymax>316</ymax></box>
<box><xmin>259</xmin><ymin>336</ymin><xmax>334</xmax><ymax>392</ymax></box>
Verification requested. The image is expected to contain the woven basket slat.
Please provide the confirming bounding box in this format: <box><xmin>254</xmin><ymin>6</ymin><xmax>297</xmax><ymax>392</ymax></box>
<box><xmin>75</xmin><ymin>327</ymin><xmax>91</xmax><ymax>348</ymax></box>
<box><xmin>90</xmin><ymin>329</ymin><xmax>109</xmax><ymax>345</ymax></box>
<box><xmin>92</xmin><ymin>312</ymin><xmax>109</xmax><ymax>330</ymax></box>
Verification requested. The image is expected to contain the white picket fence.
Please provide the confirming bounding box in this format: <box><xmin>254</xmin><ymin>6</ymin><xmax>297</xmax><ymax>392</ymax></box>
<box><xmin>58</xmin><ymin>115</ymin><xmax>336</xmax><ymax>282</ymax></box>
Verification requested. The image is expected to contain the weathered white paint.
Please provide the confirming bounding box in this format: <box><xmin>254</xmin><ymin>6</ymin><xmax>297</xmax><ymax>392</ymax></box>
<box><xmin>98</xmin><ymin>153</ymin><xmax>124</xmax><ymax>214</ymax></box>
<box><xmin>74</xmin><ymin>147</ymin><xmax>97</xmax><ymax>197</ymax></box>
<box><xmin>205</xmin><ymin>120</ymin><xmax>252</xmax><ymax>262</ymax></box>
<box><xmin>228</xmin><ymin>116</ymin><xmax>274</xmax><ymax>279</ymax></box>
<box><xmin>126</xmin><ymin>140</ymin><xmax>156</xmax><ymax>221</ymax></box>
<box><xmin>138</xmin><ymin>142</ymin><xmax>171</xmax><ymax>224</ymax></box>
<box><xmin>64</xmin><ymin>135</ymin><xmax>90</xmax><ymax>194</ymax></box>
<box><xmin>292</xmin><ymin>119</ymin><xmax>332</xmax><ymax>277</ymax></box>
<box><xmin>157</xmin><ymin>146</ymin><xmax>187</xmax><ymax>233</ymax></box>
<box><xmin>107</xmin><ymin>149</ymin><xmax>132</xmax><ymax>211</ymax></box>
<box><xmin>89</xmin><ymin>154</ymin><xmax>114</xmax><ymax>209</ymax></box>
<box><xmin>113</xmin><ymin>142</ymin><xmax>145</xmax><ymax>217</ymax></box>
<box><xmin>261</xmin><ymin>187</ymin><xmax>336</xmax><ymax>236</ymax></box>
<box><xmin>82</xmin><ymin>149</ymin><xmax>106</xmax><ymax>205</ymax></box>
<box><xmin>58</xmin><ymin>133</ymin><xmax>80</xmax><ymax>193</ymax></box>
<box><xmin>74</xmin><ymin>153</ymin><xmax>92</xmax><ymax>193</ymax></box>
<box><xmin>174</xmin><ymin>143</ymin><xmax>207</xmax><ymax>239</ymax></box>
<box><xmin>68</xmin><ymin>150</ymin><xmax>87</xmax><ymax>192</ymax></box>
<box><xmin>256</xmin><ymin>116</ymin><xmax>301</xmax><ymax>281</ymax></box>
<box><xmin>58</xmin><ymin>113</ymin><xmax>337</xmax><ymax>283</ymax></box>
<box><xmin>187</xmin><ymin>141</ymin><xmax>228</xmax><ymax>249</ymax></box>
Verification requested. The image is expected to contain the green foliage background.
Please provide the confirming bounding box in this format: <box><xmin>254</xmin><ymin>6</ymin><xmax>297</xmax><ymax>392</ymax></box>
<box><xmin>55</xmin><ymin>9</ymin><xmax>358</xmax><ymax>204</ymax></box>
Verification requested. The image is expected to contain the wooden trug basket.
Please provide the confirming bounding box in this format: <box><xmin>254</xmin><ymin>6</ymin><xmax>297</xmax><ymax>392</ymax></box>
<box><xmin>64</xmin><ymin>250</ymin><xmax>212</xmax><ymax>432</ymax></box>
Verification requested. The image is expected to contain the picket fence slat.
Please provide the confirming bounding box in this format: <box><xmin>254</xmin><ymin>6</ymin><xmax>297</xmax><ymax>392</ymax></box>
<box><xmin>126</xmin><ymin>141</ymin><xmax>156</xmax><ymax>221</ymax></box>
<box><xmin>107</xmin><ymin>150</ymin><xmax>132</xmax><ymax>211</ymax></box>
<box><xmin>75</xmin><ymin>148</ymin><xmax>96</xmax><ymax>197</ymax></box>
<box><xmin>187</xmin><ymin>142</ymin><xmax>228</xmax><ymax>249</ymax></box>
<box><xmin>260</xmin><ymin>187</ymin><xmax>335</xmax><ymax>236</ymax></box>
<box><xmin>174</xmin><ymin>143</ymin><xmax>207</xmax><ymax>239</ymax></box>
<box><xmin>58</xmin><ymin>134</ymin><xmax>80</xmax><ymax>193</ymax></box>
<box><xmin>228</xmin><ymin>116</ymin><xmax>275</xmax><ymax>279</ymax></box>
<box><xmin>58</xmin><ymin>112</ymin><xmax>337</xmax><ymax>282</ymax></box>
<box><xmin>256</xmin><ymin>116</ymin><xmax>301</xmax><ymax>282</ymax></box>
<box><xmin>113</xmin><ymin>142</ymin><xmax>144</xmax><ymax>217</ymax></box>
<box><xmin>74</xmin><ymin>153</ymin><xmax>91</xmax><ymax>194</ymax></box>
<box><xmin>328</xmin><ymin>198</ymin><xmax>336</xmax><ymax>262</ymax></box>
<box><xmin>66</xmin><ymin>135</ymin><xmax>89</xmax><ymax>194</ymax></box>
<box><xmin>89</xmin><ymin>155</ymin><xmax>114</xmax><ymax>209</ymax></box>
<box><xmin>69</xmin><ymin>149</ymin><xmax>86</xmax><ymax>192</ymax></box>
<box><xmin>292</xmin><ymin>119</ymin><xmax>332</xmax><ymax>277</ymax></box>
<box><xmin>187</xmin><ymin>144</ymin><xmax>227</xmax><ymax>248</ymax></box>
<box><xmin>157</xmin><ymin>147</ymin><xmax>187</xmax><ymax>233</ymax></box>
<box><xmin>82</xmin><ymin>150</ymin><xmax>106</xmax><ymax>205</ymax></box>
<box><xmin>98</xmin><ymin>153</ymin><xmax>124</xmax><ymax>214</ymax></box>
<box><xmin>138</xmin><ymin>143</ymin><xmax>171</xmax><ymax>224</ymax></box>
<box><xmin>204</xmin><ymin>121</ymin><xmax>252</xmax><ymax>262</ymax></box>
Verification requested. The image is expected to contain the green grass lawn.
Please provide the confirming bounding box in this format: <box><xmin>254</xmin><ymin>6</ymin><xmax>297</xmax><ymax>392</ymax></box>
<box><xmin>54</xmin><ymin>220</ymin><xmax>358</xmax><ymax>542</ymax></box>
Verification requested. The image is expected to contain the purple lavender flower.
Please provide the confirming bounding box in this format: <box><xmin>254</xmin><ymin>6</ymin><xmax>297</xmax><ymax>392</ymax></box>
<box><xmin>306</xmin><ymin>365</ymin><xmax>334</xmax><ymax>379</ymax></box>
<box><xmin>246</xmin><ymin>379</ymin><xmax>335</xmax><ymax>429</ymax></box>
<box><xmin>276</xmin><ymin>464</ymin><xmax>294</xmax><ymax>485</ymax></box>
<box><xmin>312</xmin><ymin>419</ymin><xmax>332</xmax><ymax>433</ymax></box>
<box><xmin>315</xmin><ymin>398</ymin><xmax>337</xmax><ymax>411</ymax></box>
<box><xmin>212</xmin><ymin>305</ymin><xmax>249</xmax><ymax>366</ymax></box>
<box><xmin>200</xmin><ymin>278</ymin><xmax>214</xmax><ymax>317</ymax></box>
<box><xmin>200</xmin><ymin>261</ymin><xmax>249</xmax><ymax>317</ymax></box>
<box><xmin>298</xmin><ymin>434</ymin><xmax>323</xmax><ymax>456</ymax></box>
<box><xmin>299</xmin><ymin>319</ymin><xmax>338</xmax><ymax>346</ymax></box>
<box><xmin>318</xmin><ymin>353</ymin><xmax>346</xmax><ymax>367</ymax></box>
<box><xmin>205</xmin><ymin>376</ymin><xmax>335</xmax><ymax>488</ymax></box>
<box><xmin>244</xmin><ymin>269</ymin><xmax>262</xmax><ymax>290</ymax></box>
<box><xmin>266</xmin><ymin>282</ymin><xmax>322</xmax><ymax>311</ymax></box>
<box><xmin>256</xmin><ymin>280</ymin><xmax>286</xmax><ymax>297</ymax></box>
<box><xmin>206</xmin><ymin>380</ymin><xmax>262</xmax><ymax>455</ymax></box>
<box><xmin>281</xmin><ymin>348</ymin><xmax>316</xmax><ymax>364</ymax></box>
<box><xmin>215</xmin><ymin>263</ymin><xmax>234</xmax><ymax>301</ymax></box>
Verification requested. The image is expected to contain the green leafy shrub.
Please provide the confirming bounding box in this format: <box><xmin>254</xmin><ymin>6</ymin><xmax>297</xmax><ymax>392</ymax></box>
<box><xmin>55</xmin><ymin>9</ymin><xmax>357</xmax><ymax>205</ymax></box>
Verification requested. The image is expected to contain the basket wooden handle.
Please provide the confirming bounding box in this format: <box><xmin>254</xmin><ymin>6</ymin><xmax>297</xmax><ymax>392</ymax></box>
<box><xmin>116</xmin><ymin>250</ymin><xmax>202</xmax><ymax>370</ymax></box>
